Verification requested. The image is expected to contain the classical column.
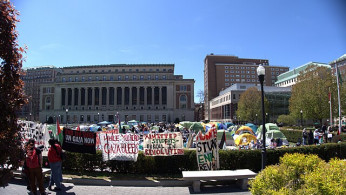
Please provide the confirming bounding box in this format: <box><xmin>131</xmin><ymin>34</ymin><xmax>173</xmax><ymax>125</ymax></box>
<box><xmin>152</xmin><ymin>86</ymin><xmax>155</xmax><ymax>106</ymax></box>
<box><xmin>137</xmin><ymin>87</ymin><xmax>140</xmax><ymax>106</ymax></box>
<box><xmin>144</xmin><ymin>87</ymin><xmax>147</xmax><ymax>107</ymax></box>
<box><xmin>121</xmin><ymin>87</ymin><xmax>125</xmax><ymax>108</ymax></box>
<box><xmin>129</xmin><ymin>86</ymin><xmax>132</xmax><ymax>106</ymax></box>
<box><xmin>159</xmin><ymin>86</ymin><xmax>162</xmax><ymax>105</ymax></box>
<box><xmin>92</xmin><ymin>87</ymin><xmax>96</xmax><ymax>107</ymax></box>
<box><xmin>72</xmin><ymin>87</ymin><xmax>75</xmax><ymax>106</ymax></box>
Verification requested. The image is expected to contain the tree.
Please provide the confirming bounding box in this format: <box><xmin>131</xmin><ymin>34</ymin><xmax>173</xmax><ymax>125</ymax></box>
<box><xmin>0</xmin><ymin>1</ymin><xmax>27</xmax><ymax>186</ymax></box>
<box><xmin>289</xmin><ymin>65</ymin><xmax>337</xmax><ymax>126</ymax></box>
<box><xmin>197</xmin><ymin>89</ymin><xmax>204</xmax><ymax>103</ymax></box>
<box><xmin>236</xmin><ymin>87</ymin><xmax>269</xmax><ymax>123</ymax></box>
<box><xmin>277</xmin><ymin>114</ymin><xmax>295</xmax><ymax>126</ymax></box>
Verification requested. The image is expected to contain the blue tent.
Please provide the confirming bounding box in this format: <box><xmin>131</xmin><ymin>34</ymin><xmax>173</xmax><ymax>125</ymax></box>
<box><xmin>244</xmin><ymin>123</ymin><xmax>258</xmax><ymax>133</ymax></box>
<box><xmin>224</xmin><ymin>122</ymin><xmax>234</xmax><ymax>128</ymax></box>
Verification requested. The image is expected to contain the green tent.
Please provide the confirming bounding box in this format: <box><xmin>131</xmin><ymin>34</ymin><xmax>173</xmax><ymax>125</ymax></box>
<box><xmin>189</xmin><ymin>122</ymin><xmax>205</xmax><ymax>133</ymax></box>
<box><xmin>179</xmin><ymin>121</ymin><xmax>194</xmax><ymax>129</ymax></box>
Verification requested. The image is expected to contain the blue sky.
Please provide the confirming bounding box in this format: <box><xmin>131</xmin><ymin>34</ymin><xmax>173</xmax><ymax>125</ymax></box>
<box><xmin>13</xmin><ymin>0</ymin><xmax>346</xmax><ymax>101</ymax></box>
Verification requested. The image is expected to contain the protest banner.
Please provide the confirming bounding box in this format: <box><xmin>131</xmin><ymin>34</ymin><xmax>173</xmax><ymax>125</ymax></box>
<box><xmin>143</xmin><ymin>132</ymin><xmax>184</xmax><ymax>156</ymax></box>
<box><xmin>62</xmin><ymin>128</ymin><xmax>96</xmax><ymax>154</ymax></box>
<box><xmin>99</xmin><ymin>132</ymin><xmax>139</xmax><ymax>161</ymax></box>
<box><xmin>96</xmin><ymin>129</ymin><xmax>119</xmax><ymax>150</ymax></box>
<box><xmin>195</xmin><ymin>127</ymin><xmax>219</xmax><ymax>170</ymax></box>
<box><xmin>19</xmin><ymin>120</ymin><xmax>50</xmax><ymax>150</ymax></box>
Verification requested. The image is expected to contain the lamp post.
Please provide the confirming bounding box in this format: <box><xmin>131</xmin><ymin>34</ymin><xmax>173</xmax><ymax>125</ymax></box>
<box><xmin>266</xmin><ymin>113</ymin><xmax>268</xmax><ymax>123</ymax></box>
<box><xmin>65</xmin><ymin>109</ymin><xmax>68</xmax><ymax>127</ymax></box>
<box><xmin>29</xmin><ymin>113</ymin><xmax>32</xmax><ymax>121</ymax></box>
<box><xmin>300</xmin><ymin>110</ymin><xmax>303</xmax><ymax>127</ymax></box>
<box><xmin>256</xmin><ymin>114</ymin><xmax>258</xmax><ymax>125</ymax></box>
<box><xmin>257</xmin><ymin>65</ymin><xmax>266</xmax><ymax>170</ymax></box>
<box><xmin>238</xmin><ymin>116</ymin><xmax>241</xmax><ymax>125</ymax></box>
<box><xmin>98</xmin><ymin>112</ymin><xmax>100</xmax><ymax>123</ymax></box>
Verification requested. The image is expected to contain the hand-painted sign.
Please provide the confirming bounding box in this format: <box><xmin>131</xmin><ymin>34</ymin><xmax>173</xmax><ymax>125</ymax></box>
<box><xmin>62</xmin><ymin>128</ymin><xmax>96</xmax><ymax>154</ymax></box>
<box><xmin>99</xmin><ymin>132</ymin><xmax>139</xmax><ymax>161</ymax></box>
<box><xmin>196</xmin><ymin>128</ymin><xmax>219</xmax><ymax>170</ymax></box>
<box><xmin>143</xmin><ymin>133</ymin><xmax>184</xmax><ymax>156</ymax></box>
<box><xmin>19</xmin><ymin>120</ymin><xmax>50</xmax><ymax>150</ymax></box>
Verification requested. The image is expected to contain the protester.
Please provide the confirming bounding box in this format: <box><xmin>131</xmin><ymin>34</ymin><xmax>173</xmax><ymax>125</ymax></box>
<box><xmin>48</xmin><ymin>138</ymin><xmax>63</xmax><ymax>191</ymax></box>
<box><xmin>25</xmin><ymin>138</ymin><xmax>46</xmax><ymax>195</ymax></box>
<box><xmin>302</xmin><ymin>128</ymin><xmax>308</xmax><ymax>145</ymax></box>
<box><xmin>314</xmin><ymin>129</ymin><xmax>320</xmax><ymax>145</ymax></box>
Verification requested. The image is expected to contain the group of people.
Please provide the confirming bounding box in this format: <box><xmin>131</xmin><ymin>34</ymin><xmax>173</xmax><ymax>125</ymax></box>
<box><xmin>301</xmin><ymin>125</ymin><xmax>332</xmax><ymax>146</ymax></box>
<box><xmin>23</xmin><ymin>138</ymin><xmax>63</xmax><ymax>194</ymax></box>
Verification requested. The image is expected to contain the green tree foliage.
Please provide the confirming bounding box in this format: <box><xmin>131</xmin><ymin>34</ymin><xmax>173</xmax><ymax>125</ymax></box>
<box><xmin>289</xmin><ymin>66</ymin><xmax>336</xmax><ymax>125</ymax></box>
<box><xmin>236</xmin><ymin>87</ymin><xmax>269</xmax><ymax>123</ymax></box>
<box><xmin>277</xmin><ymin>114</ymin><xmax>295</xmax><ymax>126</ymax></box>
<box><xmin>250</xmin><ymin>153</ymin><xmax>346</xmax><ymax>195</ymax></box>
<box><xmin>0</xmin><ymin>1</ymin><xmax>27</xmax><ymax>186</ymax></box>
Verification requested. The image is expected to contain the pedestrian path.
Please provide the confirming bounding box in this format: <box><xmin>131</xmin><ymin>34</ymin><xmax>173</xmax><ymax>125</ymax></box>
<box><xmin>0</xmin><ymin>177</ymin><xmax>251</xmax><ymax>195</ymax></box>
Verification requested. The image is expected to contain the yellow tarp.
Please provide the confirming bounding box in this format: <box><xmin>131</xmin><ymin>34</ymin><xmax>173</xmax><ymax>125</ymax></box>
<box><xmin>234</xmin><ymin>133</ymin><xmax>257</xmax><ymax>146</ymax></box>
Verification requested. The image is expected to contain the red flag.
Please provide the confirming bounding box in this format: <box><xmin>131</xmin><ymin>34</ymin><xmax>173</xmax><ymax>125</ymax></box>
<box><xmin>77</xmin><ymin>125</ymin><xmax>80</xmax><ymax>131</ymax></box>
<box><xmin>57</xmin><ymin>117</ymin><xmax>61</xmax><ymax>135</ymax></box>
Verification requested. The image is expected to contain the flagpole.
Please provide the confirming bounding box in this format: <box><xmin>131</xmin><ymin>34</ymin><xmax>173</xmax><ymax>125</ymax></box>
<box><xmin>329</xmin><ymin>88</ymin><xmax>332</xmax><ymax>127</ymax></box>
<box><xmin>335</xmin><ymin>61</ymin><xmax>342</xmax><ymax>135</ymax></box>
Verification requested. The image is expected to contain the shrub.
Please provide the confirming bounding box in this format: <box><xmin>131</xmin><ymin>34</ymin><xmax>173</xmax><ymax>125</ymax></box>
<box><xmin>61</xmin><ymin>143</ymin><xmax>346</xmax><ymax>174</ymax></box>
<box><xmin>250</xmin><ymin>153</ymin><xmax>345</xmax><ymax>195</ymax></box>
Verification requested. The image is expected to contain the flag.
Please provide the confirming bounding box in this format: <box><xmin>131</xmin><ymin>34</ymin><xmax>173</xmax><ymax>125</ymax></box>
<box><xmin>77</xmin><ymin>125</ymin><xmax>80</xmax><ymax>131</ymax></box>
<box><xmin>56</xmin><ymin>117</ymin><xmax>63</xmax><ymax>143</ymax></box>
<box><xmin>116</xmin><ymin>113</ymin><xmax>122</xmax><ymax>133</ymax></box>
<box><xmin>219</xmin><ymin>130</ymin><xmax>226</xmax><ymax>149</ymax></box>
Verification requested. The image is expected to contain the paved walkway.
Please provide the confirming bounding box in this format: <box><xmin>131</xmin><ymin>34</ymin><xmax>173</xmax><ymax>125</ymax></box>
<box><xmin>0</xmin><ymin>177</ymin><xmax>251</xmax><ymax>195</ymax></box>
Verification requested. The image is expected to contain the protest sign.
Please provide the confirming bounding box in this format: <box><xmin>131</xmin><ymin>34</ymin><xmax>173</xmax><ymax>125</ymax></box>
<box><xmin>62</xmin><ymin>128</ymin><xmax>96</xmax><ymax>154</ymax></box>
<box><xmin>143</xmin><ymin>132</ymin><xmax>184</xmax><ymax>156</ymax></box>
<box><xmin>99</xmin><ymin>132</ymin><xmax>139</xmax><ymax>161</ymax></box>
<box><xmin>19</xmin><ymin>120</ymin><xmax>50</xmax><ymax>150</ymax></box>
<box><xmin>195</xmin><ymin>127</ymin><xmax>219</xmax><ymax>170</ymax></box>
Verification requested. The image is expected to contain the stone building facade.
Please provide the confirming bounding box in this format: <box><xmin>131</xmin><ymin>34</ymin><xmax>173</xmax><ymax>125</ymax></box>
<box><xmin>39</xmin><ymin>64</ymin><xmax>194</xmax><ymax>124</ymax></box>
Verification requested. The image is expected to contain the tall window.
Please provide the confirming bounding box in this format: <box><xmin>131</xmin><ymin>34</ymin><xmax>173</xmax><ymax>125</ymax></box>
<box><xmin>179</xmin><ymin>95</ymin><xmax>187</xmax><ymax>109</ymax></box>
<box><xmin>132</xmin><ymin>87</ymin><xmax>137</xmax><ymax>105</ymax></box>
<box><xmin>74</xmin><ymin>88</ymin><xmax>79</xmax><ymax>106</ymax></box>
<box><xmin>95</xmin><ymin>88</ymin><xmax>99</xmax><ymax>105</ymax></box>
<box><xmin>162</xmin><ymin>87</ymin><xmax>167</xmax><ymax>105</ymax></box>
<box><xmin>81</xmin><ymin>88</ymin><xmax>85</xmax><ymax>105</ymax></box>
<box><xmin>109</xmin><ymin>87</ymin><xmax>114</xmax><ymax>105</ymax></box>
<box><xmin>124</xmin><ymin>87</ymin><xmax>129</xmax><ymax>105</ymax></box>
<box><xmin>147</xmin><ymin>87</ymin><xmax>152</xmax><ymax>105</ymax></box>
<box><xmin>67</xmin><ymin>88</ymin><xmax>72</xmax><ymax>105</ymax></box>
<box><xmin>87</xmin><ymin>88</ymin><xmax>92</xmax><ymax>105</ymax></box>
<box><xmin>139</xmin><ymin>87</ymin><xmax>144</xmax><ymax>105</ymax></box>
<box><xmin>102</xmin><ymin>87</ymin><xmax>107</xmax><ymax>105</ymax></box>
<box><xmin>154</xmin><ymin>87</ymin><xmax>159</xmax><ymax>105</ymax></box>
<box><xmin>117</xmin><ymin>87</ymin><xmax>122</xmax><ymax>105</ymax></box>
<box><xmin>61</xmin><ymin>88</ymin><xmax>66</xmax><ymax>106</ymax></box>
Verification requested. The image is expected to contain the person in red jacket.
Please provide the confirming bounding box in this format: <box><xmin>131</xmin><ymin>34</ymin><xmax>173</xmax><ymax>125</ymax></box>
<box><xmin>25</xmin><ymin>139</ymin><xmax>46</xmax><ymax>195</ymax></box>
<box><xmin>47</xmin><ymin>139</ymin><xmax>62</xmax><ymax>191</ymax></box>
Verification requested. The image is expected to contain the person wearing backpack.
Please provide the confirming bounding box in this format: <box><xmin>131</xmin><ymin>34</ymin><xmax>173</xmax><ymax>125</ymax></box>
<box><xmin>25</xmin><ymin>138</ymin><xmax>46</xmax><ymax>195</ymax></box>
<box><xmin>47</xmin><ymin>138</ymin><xmax>63</xmax><ymax>191</ymax></box>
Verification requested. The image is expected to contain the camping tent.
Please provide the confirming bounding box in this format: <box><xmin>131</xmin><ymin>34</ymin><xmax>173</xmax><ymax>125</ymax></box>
<box><xmin>189</xmin><ymin>122</ymin><xmax>205</xmax><ymax>133</ymax></box>
<box><xmin>244</xmin><ymin>123</ymin><xmax>258</xmax><ymax>133</ymax></box>
<box><xmin>256</xmin><ymin>123</ymin><xmax>280</xmax><ymax>139</ymax></box>
<box><xmin>217</xmin><ymin>130</ymin><xmax>234</xmax><ymax>146</ymax></box>
<box><xmin>234</xmin><ymin>133</ymin><xmax>257</xmax><ymax>146</ymax></box>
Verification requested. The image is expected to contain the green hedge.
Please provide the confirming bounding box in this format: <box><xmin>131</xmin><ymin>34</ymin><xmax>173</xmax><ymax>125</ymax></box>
<box><xmin>280</xmin><ymin>129</ymin><xmax>346</xmax><ymax>143</ymax></box>
<box><xmin>60</xmin><ymin>143</ymin><xmax>346</xmax><ymax>174</ymax></box>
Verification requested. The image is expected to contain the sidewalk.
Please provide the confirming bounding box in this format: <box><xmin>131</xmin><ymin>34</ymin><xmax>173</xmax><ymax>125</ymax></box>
<box><xmin>0</xmin><ymin>176</ymin><xmax>251</xmax><ymax>195</ymax></box>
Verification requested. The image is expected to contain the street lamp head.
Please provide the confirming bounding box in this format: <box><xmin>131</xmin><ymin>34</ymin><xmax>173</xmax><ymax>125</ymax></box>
<box><xmin>300</xmin><ymin>110</ymin><xmax>303</xmax><ymax>114</ymax></box>
<box><xmin>257</xmin><ymin>65</ymin><xmax>265</xmax><ymax>76</ymax></box>
<box><xmin>66</xmin><ymin>108</ymin><xmax>68</xmax><ymax>112</ymax></box>
<box><xmin>98</xmin><ymin>112</ymin><xmax>100</xmax><ymax>115</ymax></box>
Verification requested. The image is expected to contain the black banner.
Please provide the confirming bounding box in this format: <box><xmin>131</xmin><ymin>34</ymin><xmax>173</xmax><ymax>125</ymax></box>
<box><xmin>62</xmin><ymin>128</ymin><xmax>96</xmax><ymax>154</ymax></box>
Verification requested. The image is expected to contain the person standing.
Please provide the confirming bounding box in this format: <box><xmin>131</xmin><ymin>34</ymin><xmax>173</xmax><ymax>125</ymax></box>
<box><xmin>25</xmin><ymin>139</ymin><xmax>46</xmax><ymax>195</ymax></box>
<box><xmin>308</xmin><ymin>129</ymin><xmax>314</xmax><ymax>145</ymax></box>
<box><xmin>302</xmin><ymin>128</ymin><xmax>308</xmax><ymax>145</ymax></box>
<box><xmin>48</xmin><ymin>139</ymin><xmax>62</xmax><ymax>191</ymax></box>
